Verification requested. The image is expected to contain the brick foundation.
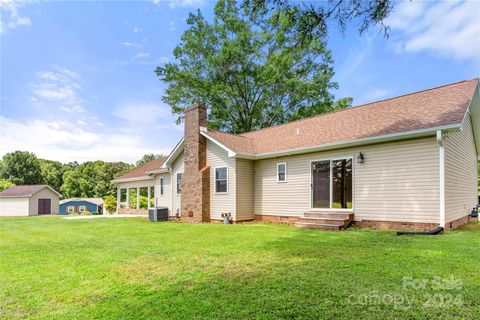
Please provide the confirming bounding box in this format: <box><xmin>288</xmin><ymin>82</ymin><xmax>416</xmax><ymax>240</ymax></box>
<box><xmin>117</xmin><ymin>208</ymin><xmax>147</xmax><ymax>215</ymax></box>
<box><xmin>446</xmin><ymin>215</ymin><xmax>476</xmax><ymax>229</ymax></box>
<box><xmin>210</xmin><ymin>218</ymin><xmax>255</xmax><ymax>224</ymax></box>
<box><xmin>255</xmin><ymin>215</ymin><xmax>302</xmax><ymax>224</ymax></box>
<box><xmin>354</xmin><ymin>220</ymin><xmax>439</xmax><ymax>231</ymax></box>
<box><xmin>255</xmin><ymin>214</ymin><xmax>446</xmax><ymax>231</ymax></box>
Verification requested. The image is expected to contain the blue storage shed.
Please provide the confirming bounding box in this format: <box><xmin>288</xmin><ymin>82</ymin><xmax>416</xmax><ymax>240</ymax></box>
<box><xmin>59</xmin><ymin>198</ymin><xmax>104</xmax><ymax>215</ymax></box>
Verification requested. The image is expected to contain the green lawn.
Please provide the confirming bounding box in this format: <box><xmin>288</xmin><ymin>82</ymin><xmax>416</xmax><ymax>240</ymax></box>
<box><xmin>1</xmin><ymin>216</ymin><xmax>479</xmax><ymax>319</ymax></box>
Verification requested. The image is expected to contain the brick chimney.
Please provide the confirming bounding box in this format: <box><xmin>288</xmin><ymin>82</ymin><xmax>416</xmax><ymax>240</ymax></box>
<box><xmin>181</xmin><ymin>104</ymin><xmax>210</xmax><ymax>222</ymax></box>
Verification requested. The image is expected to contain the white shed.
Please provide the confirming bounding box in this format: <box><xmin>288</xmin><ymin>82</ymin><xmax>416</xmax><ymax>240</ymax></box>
<box><xmin>0</xmin><ymin>185</ymin><xmax>60</xmax><ymax>216</ymax></box>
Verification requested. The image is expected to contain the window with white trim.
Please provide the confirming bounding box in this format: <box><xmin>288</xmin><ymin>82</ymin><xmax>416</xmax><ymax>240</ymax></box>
<box><xmin>67</xmin><ymin>206</ymin><xmax>74</xmax><ymax>213</ymax></box>
<box><xmin>79</xmin><ymin>206</ymin><xmax>86</xmax><ymax>212</ymax></box>
<box><xmin>160</xmin><ymin>177</ymin><xmax>164</xmax><ymax>195</ymax></box>
<box><xmin>215</xmin><ymin>167</ymin><xmax>228</xmax><ymax>193</ymax></box>
<box><xmin>176</xmin><ymin>173</ymin><xmax>182</xmax><ymax>194</ymax></box>
<box><xmin>277</xmin><ymin>162</ymin><xmax>287</xmax><ymax>182</ymax></box>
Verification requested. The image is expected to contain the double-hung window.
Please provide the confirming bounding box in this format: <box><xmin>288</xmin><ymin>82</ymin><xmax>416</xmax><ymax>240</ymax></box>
<box><xmin>215</xmin><ymin>167</ymin><xmax>228</xmax><ymax>193</ymax></box>
<box><xmin>79</xmin><ymin>206</ymin><xmax>86</xmax><ymax>213</ymax></box>
<box><xmin>67</xmin><ymin>206</ymin><xmax>74</xmax><ymax>213</ymax></box>
<box><xmin>176</xmin><ymin>173</ymin><xmax>182</xmax><ymax>194</ymax></box>
<box><xmin>277</xmin><ymin>162</ymin><xmax>287</xmax><ymax>182</ymax></box>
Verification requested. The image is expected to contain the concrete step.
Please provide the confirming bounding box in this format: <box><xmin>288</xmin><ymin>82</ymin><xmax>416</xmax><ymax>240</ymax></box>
<box><xmin>299</xmin><ymin>217</ymin><xmax>350</xmax><ymax>225</ymax></box>
<box><xmin>293</xmin><ymin>222</ymin><xmax>342</xmax><ymax>230</ymax></box>
<box><xmin>304</xmin><ymin>212</ymin><xmax>354</xmax><ymax>220</ymax></box>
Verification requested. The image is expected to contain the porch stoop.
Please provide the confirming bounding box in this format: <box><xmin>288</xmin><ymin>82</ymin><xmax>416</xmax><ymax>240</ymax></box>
<box><xmin>294</xmin><ymin>212</ymin><xmax>354</xmax><ymax>230</ymax></box>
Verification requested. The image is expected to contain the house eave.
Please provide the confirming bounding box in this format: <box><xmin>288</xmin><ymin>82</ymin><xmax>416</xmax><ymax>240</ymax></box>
<box><xmin>0</xmin><ymin>185</ymin><xmax>61</xmax><ymax>198</ymax></box>
<box><xmin>234</xmin><ymin>124</ymin><xmax>463</xmax><ymax>160</ymax></box>
<box><xmin>145</xmin><ymin>168</ymin><xmax>170</xmax><ymax>174</ymax></box>
<box><xmin>200</xmin><ymin>132</ymin><xmax>238</xmax><ymax>157</ymax></box>
<box><xmin>111</xmin><ymin>176</ymin><xmax>154</xmax><ymax>183</ymax></box>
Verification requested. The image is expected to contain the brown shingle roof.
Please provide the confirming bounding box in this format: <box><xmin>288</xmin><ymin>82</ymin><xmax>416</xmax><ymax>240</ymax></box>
<box><xmin>114</xmin><ymin>157</ymin><xmax>166</xmax><ymax>180</ymax></box>
<box><xmin>0</xmin><ymin>185</ymin><xmax>54</xmax><ymax>197</ymax></box>
<box><xmin>204</xmin><ymin>79</ymin><xmax>478</xmax><ymax>155</ymax></box>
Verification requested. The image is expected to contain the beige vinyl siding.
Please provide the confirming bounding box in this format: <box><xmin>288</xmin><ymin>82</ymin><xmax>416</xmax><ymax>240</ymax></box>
<box><xmin>29</xmin><ymin>188</ymin><xmax>59</xmax><ymax>215</ymax></box>
<box><xmin>172</xmin><ymin>151</ymin><xmax>184</xmax><ymax>216</ymax></box>
<box><xmin>444</xmin><ymin>113</ymin><xmax>478</xmax><ymax>223</ymax></box>
<box><xmin>0</xmin><ymin>198</ymin><xmax>29</xmax><ymax>216</ymax></box>
<box><xmin>254</xmin><ymin>137</ymin><xmax>440</xmax><ymax>223</ymax></box>
<box><xmin>207</xmin><ymin>140</ymin><xmax>236</xmax><ymax>220</ymax></box>
<box><xmin>154</xmin><ymin>173</ymin><xmax>171</xmax><ymax>211</ymax></box>
<box><xmin>236</xmin><ymin>158</ymin><xmax>254</xmax><ymax>221</ymax></box>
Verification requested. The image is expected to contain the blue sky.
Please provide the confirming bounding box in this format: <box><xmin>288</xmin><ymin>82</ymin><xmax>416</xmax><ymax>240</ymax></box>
<box><xmin>1</xmin><ymin>0</ymin><xmax>479</xmax><ymax>164</ymax></box>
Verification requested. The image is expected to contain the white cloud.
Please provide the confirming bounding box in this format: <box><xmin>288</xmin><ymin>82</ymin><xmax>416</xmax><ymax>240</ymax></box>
<box><xmin>0</xmin><ymin>116</ymin><xmax>166</xmax><ymax>163</ymax></box>
<box><xmin>133</xmin><ymin>26</ymin><xmax>140</xmax><ymax>33</ymax></box>
<box><xmin>387</xmin><ymin>1</ymin><xmax>480</xmax><ymax>61</ymax></box>
<box><xmin>135</xmin><ymin>52</ymin><xmax>151</xmax><ymax>59</ymax></box>
<box><xmin>113</xmin><ymin>103</ymin><xmax>171</xmax><ymax>125</ymax></box>
<box><xmin>120</xmin><ymin>41</ymin><xmax>142</xmax><ymax>48</ymax></box>
<box><xmin>31</xmin><ymin>67</ymin><xmax>86</xmax><ymax>113</ymax></box>
<box><xmin>0</xmin><ymin>0</ymin><xmax>32</xmax><ymax>32</ymax></box>
<box><xmin>151</xmin><ymin>0</ymin><xmax>207</xmax><ymax>9</ymax></box>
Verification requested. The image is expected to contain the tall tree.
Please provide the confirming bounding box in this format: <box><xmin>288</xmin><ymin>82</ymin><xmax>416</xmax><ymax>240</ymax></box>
<box><xmin>0</xmin><ymin>151</ymin><xmax>43</xmax><ymax>185</ymax></box>
<box><xmin>156</xmin><ymin>0</ymin><xmax>352</xmax><ymax>134</ymax></box>
<box><xmin>61</xmin><ymin>161</ymin><xmax>133</xmax><ymax>198</ymax></box>
<box><xmin>247</xmin><ymin>0</ymin><xmax>394</xmax><ymax>43</ymax></box>
<box><xmin>39</xmin><ymin>159</ymin><xmax>64</xmax><ymax>192</ymax></box>
<box><xmin>0</xmin><ymin>179</ymin><xmax>15</xmax><ymax>192</ymax></box>
<box><xmin>136</xmin><ymin>154</ymin><xmax>162</xmax><ymax>167</ymax></box>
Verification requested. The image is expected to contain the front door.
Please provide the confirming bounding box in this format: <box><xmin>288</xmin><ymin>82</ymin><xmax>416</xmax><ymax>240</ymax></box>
<box><xmin>38</xmin><ymin>199</ymin><xmax>51</xmax><ymax>214</ymax></box>
<box><xmin>312</xmin><ymin>158</ymin><xmax>353</xmax><ymax>209</ymax></box>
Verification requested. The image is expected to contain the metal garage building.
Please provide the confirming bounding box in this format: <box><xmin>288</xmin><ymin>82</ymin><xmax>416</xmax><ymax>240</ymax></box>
<box><xmin>0</xmin><ymin>185</ymin><xmax>60</xmax><ymax>216</ymax></box>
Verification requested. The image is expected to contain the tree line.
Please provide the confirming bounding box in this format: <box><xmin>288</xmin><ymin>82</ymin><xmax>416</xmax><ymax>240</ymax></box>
<box><xmin>0</xmin><ymin>151</ymin><xmax>162</xmax><ymax>199</ymax></box>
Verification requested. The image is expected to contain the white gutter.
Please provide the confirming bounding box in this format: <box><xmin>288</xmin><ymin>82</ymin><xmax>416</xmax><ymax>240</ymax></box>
<box><xmin>111</xmin><ymin>176</ymin><xmax>154</xmax><ymax>183</ymax></box>
<box><xmin>145</xmin><ymin>168</ymin><xmax>170</xmax><ymax>174</ymax></box>
<box><xmin>436</xmin><ymin>130</ymin><xmax>446</xmax><ymax>228</ymax></box>
<box><xmin>234</xmin><ymin>123</ymin><xmax>462</xmax><ymax>160</ymax></box>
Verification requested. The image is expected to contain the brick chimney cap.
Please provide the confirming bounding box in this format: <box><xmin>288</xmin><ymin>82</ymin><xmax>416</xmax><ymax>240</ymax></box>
<box><xmin>185</xmin><ymin>104</ymin><xmax>207</xmax><ymax>112</ymax></box>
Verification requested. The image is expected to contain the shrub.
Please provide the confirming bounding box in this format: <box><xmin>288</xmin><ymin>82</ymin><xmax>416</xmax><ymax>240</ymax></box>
<box><xmin>81</xmin><ymin>211</ymin><xmax>92</xmax><ymax>216</ymax></box>
<box><xmin>104</xmin><ymin>195</ymin><xmax>117</xmax><ymax>214</ymax></box>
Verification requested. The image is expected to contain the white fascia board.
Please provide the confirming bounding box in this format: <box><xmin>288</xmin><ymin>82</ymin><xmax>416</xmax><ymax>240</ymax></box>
<box><xmin>234</xmin><ymin>123</ymin><xmax>462</xmax><ymax>160</ymax></box>
<box><xmin>465</xmin><ymin>81</ymin><xmax>480</xmax><ymax>157</ymax></box>
<box><xmin>162</xmin><ymin>138</ymin><xmax>185</xmax><ymax>169</ymax></box>
<box><xmin>145</xmin><ymin>168</ymin><xmax>170</xmax><ymax>174</ymax></box>
<box><xmin>200</xmin><ymin>132</ymin><xmax>237</xmax><ymax>157</ymax></box>
<box><xmin>111</xmin><ymin>176</ymin><xmax>154</xmax><ymax>183</ymax></box>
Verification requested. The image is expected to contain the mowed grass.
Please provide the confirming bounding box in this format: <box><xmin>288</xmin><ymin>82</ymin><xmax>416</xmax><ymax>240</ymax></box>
<box><xmin>1</xmin><ymin>216</ymin><xmax>479</xmax><ymax>319</ymax></box>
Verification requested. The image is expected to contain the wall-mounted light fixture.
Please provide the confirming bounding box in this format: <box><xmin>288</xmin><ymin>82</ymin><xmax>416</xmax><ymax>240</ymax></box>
<box><xmin>357</xmin><ymin>152</ymin><xmax>365</xmax><ymax>164</ymax></box>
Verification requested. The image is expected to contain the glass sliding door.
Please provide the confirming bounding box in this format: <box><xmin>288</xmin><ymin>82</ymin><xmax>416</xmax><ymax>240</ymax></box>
<box><xmin>311</xmin><ymin>160</ymin><xmax>330</xmax><ymax>208</ymax></box>
<box><xmin>311</xmin><ymin>158</ymin><xmax>353</xmax><ymax>210</ymax></box>
<box><xmin>332</xmin><ymin>159</ymin><xmax>352</xmax><ymax>209</ymax></box>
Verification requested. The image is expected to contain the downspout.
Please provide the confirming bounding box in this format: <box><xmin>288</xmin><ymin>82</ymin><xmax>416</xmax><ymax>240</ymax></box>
<box><xmin>437</xmin><ymin>130</ymin><xmax>446</xmax><ymax>228</ymax></box>
<box><xmin>170</xmin><ymin>169</ymin><xmax>174</xmax><ymax>217</ymax></box>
